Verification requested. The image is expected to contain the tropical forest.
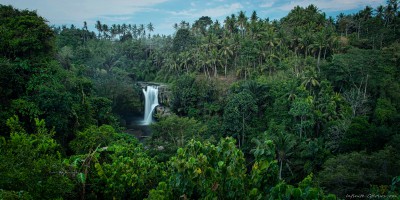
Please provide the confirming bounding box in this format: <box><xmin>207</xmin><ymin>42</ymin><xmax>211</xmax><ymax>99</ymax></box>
<box><xmin>0</xmin><ymin>1</ymin><xmax>400</xmax><ymax>199</ymax></box>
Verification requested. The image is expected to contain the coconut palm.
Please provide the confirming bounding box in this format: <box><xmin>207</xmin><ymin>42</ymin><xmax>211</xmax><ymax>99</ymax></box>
<box><xmin>311</xmin><ymin>30</ymin><xmax>327</xmax><ymax>73</ymax></box>
<box><xmin>147</xmin><ymin>22</ymin><xmax>154</xmax><ymax>37</ymax></box>
<box><xmin>220</xmin><ymin>37</ymin><xmax>234</xmax><ymax>77</ymax></box>
<box><xmin>102</xmin><ymin>24</ymin><xmax>109</xmax><ymax>39</ymax></box>
<box><xmin>271</xmin><ymin>131</ymin><xmax>296</xmax><ymax>180</ymax></box>
<box><xmin>302</xmin><ymin>68</ymin><xmax>320</xmax><ymax>95</ymax></box>
<box><xmin>95</xmin><ymin>20</ymin><xmax>103</xmax><ymax>38</ymax></box>
<box><xmin>237</xmin><ymin>10</ymin><xmax>248</xmax><ymax>37</ymax></box>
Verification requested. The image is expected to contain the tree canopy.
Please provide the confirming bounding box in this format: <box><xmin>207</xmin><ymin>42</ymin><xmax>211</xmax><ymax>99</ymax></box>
<box><xmin>1</xmin><ymin>2</ymin><xmax>400</xmax><ymax>199</ymax></box>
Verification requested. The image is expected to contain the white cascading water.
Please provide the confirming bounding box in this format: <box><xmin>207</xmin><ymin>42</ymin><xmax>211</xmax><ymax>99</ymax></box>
<box><xmin>142</xmin><ymin>85</ymin><xmax>159</xmax><ymax>125</ymax></box>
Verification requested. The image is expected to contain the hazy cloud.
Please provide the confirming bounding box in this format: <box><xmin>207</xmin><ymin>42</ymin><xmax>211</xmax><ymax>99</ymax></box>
<box><xmin>169</xmin><ymin>3</ymin><xmax>242</xmax><ymax>19</ymax></box>
<box><xmin>198</xmin><ymin>3</ymin><xmax>243</xmax><ymax>18</ymax></box>
<box><xmin>260</xmin><ymin>1</ymin><xmax>275</xmax><ymax>8</ymax></box>
<box><xmin>278</xmin><ymin>0</ymin><xmax>385</xmax><ymax>11</ymax></box>
<box><xmin>0</xmin><ymin>0</ymin><xmax>169</xmax><ymax>24</ymax></box>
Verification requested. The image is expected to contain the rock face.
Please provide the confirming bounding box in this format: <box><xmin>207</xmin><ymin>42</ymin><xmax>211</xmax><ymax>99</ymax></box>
<box><xmin>157</xmin><ymin>85</ymin><xmax>171</xmax><ymax>107</ymax></box>
<box><xmin>153</xmin><ymin>105</ymin><xmax>172</xmax><ymax>119</ymax></box>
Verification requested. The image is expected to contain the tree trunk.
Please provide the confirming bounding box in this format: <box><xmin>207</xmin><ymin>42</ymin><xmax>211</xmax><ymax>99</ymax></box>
<box><xmin>317</xmin><ymin>46</ymin><xmax>322</xmax><ymax>73</ymax></box>
<box><xmin>279</xmin><ymin>160</ymin><xmax>283</xmax><ymax>180</ymax></box>
<box><xmin>300</xmin><ymin>117</ymin><xmax>303</xmax><ymax>139</ymax></box>
<box><xmin>305</xmin><ymin>47</ymin><xmax>308</xmax><ymax>58</ymax></box>
<box><xmin>242</xmin><ymin>113</ymin><xmax>245</xmax><ymax>148</ymax></box>
<box><xmin>225</xmin><ymin>58</ymin><xmax>228</xmax><ymax>78</ymax></box>
<box><xmin>214</xmin><ymin>63</ymin><xmax>217</xmax><ymax>77</ymax></box>
<box><xmin>364</xmin><ymin>74</ymin><xmax>369</xmax><ymax>99</ymax></box>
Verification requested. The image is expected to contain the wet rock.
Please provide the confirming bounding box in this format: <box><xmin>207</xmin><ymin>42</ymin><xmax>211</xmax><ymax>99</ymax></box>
<box><xmin>153</xmin><ymin>105</ymin><xmax>172</xmax><ymax>119</ymax></box>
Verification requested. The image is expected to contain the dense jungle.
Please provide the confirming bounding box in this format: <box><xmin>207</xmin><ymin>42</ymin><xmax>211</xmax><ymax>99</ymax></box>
<box><xmin>0</xmin><ymin>1</ymin><xmax>400</xmax><ymax>199</ymax></box>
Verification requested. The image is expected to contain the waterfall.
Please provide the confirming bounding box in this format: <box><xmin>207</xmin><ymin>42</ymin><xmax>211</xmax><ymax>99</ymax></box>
<box><xmin>142</xmin><ymin>85</ymin><xmax>159</xmax><ymax>125</ymax></box>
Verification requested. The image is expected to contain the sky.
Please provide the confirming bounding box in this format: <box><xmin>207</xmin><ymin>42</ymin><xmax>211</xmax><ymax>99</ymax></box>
<box><xmin>0</xmin><ymin>0</ymin><xmax>386</xmax><ymax>36</ymax></box>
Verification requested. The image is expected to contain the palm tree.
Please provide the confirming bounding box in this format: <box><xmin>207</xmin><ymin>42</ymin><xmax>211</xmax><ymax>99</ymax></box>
<box><xmin>208</xmin><ymin>48</ymin><xmax>220</xmax><ymax>77</ymax></box>
<box><xmin>102</xmin><ymin>24</ymin><xmax>109</xmax><ymax>39</ymax></box>
<box><xmin>311</xmin><ymin>30</ymin><xmax>327</xmax><ymax>73</ymax></box>
<box><xmin>95</xmin><ymin>20</ymin><xmax>103</xmax><ymax>38</ymax></box>
<box><xmin>266</xmin><ymin>53</ymin><xmax>280</xmax><ymax>76</ymax></box>
<box><xmin>147</xmin><ymin>22</ymin><xmax>154</xmax><ymax>37</ymax></box>
<box><xmin>220</xmin><ymin>37</ymin><xmax>233</xmax><ymax>77</ymax></box>
<box><xmin>224</xmin><ymin>16</ymin><xmax>232</xmax><ymax>34</ymax></box>
<box><xmin>262</xmin><ymin>26</ymin><xmax>277</xmax><ymax>50</ymax></box>
<box><xmin>271</xmin><ymin>131</ymin><xmax>296</xmax><ymax>180</ymax></box>
<box><xmin>250</xmin><ymin>10</ymin><xmax>258</xmax><ymax>23</ymax></box>
<box><xmin>237</xmin><ymin>10</ymin><xmax>248</xmax><ymax>37</ymax></box>
<box><xmin>224</xmin><ymin>14</ymin><xmax>237</xmax><ymax>35</ymax></box>
<box><xmin>179</xmin><ymin>20</ymin><xmax>189</xmax><ymax>29</ymax></box>
<box><xmin>139</xmin><ymin>24</ymin><xmax>145</xmax><ymax>38</ymax></box>
<box><xmin>111</xmin><ymin>24</ymin><xmax>117</xmax><ymax>38</ymax></box>
<box><xmin>198</xmin><ymin>50</ymin><xmax>210</xmax><ymax>78</ymax></box>
<box><xmin>302</xmin><ymin>68</ymin><xmax>320</xmax><ymax>95</ymax></box>
<box><xmin>166</xmin><ymin>54</ymin><xmax>179</xmax><ymax>75</ymax></box>
<box><xmin>376</xmin><ymin>5</ymin><xmax>385</xmax><ymax>20</ymax></box>
<box><xmin>119</xmin><ymin>23</ymin><xmax>125</xmax><ymax>35</ymax></box>
<box><xmin>291</xmin><ymin>27</ymin><xmax>302</xmax><ymax>57</ymax></box>
<box><xmin>83</xmin><ymin>21</ymin><xmax>88</xmax><ymax>43</ymax></box>
<box><xmin>178</xmin><ymin>51</ymin><xmax>191</xmax><ymax>74</ymax></box>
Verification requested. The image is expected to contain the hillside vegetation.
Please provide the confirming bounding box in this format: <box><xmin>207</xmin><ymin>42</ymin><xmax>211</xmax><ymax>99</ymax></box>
<box><xmin>1</xmin><ymin>2</ymin><xmax>400</xmax><ymax>199</ymax></box>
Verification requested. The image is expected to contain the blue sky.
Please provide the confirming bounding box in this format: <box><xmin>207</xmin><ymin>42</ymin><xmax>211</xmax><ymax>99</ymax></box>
<box><xmin>0</xmin><ymin>0</ymin><xmax>386</xmax><ymax>36</ymax></box>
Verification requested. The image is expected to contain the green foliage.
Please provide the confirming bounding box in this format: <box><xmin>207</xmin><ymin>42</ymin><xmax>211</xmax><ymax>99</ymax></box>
<box><xmin>389</xmin><ymin>176</ymin><xmax>400</xmax><ymax>196</ymax></box>
<box><xmin>166</xmin><ymin>138</ymin><xmax>248</xmax><ymax>199</ymax></box>
<box><xmin>296</xmin><ymin>138</ymin><xmax>331</xmax><ymax>180</ymax></box>
<box><xmin>250</xmin><ymin>137</ymin><xmax>280</xmax><ymax>196</ymax></box>
<box><xmin>55</xmin><ymin>25</ymin><xmax>96</xmax><ymax>49</ymax></box>
<box><xmin>260</xmin><ymin>121</ymin><xmax>299</xmax><ymax>181</ymax></box>
<box><xmin>223</xmin><ymin>89</ymin><xmax>258</xmax><ymax>148</ymax></box>
<box><xmin>0</xmin><ymin>5</ymin><xmax>54</xmax><ymax>60</ymax></box>
<box><xmin>65</xmin><ymin>126</ymin><xmax>163</xmax><ymax>199</ymax></box>
<box><xmin>95</xmin><ymin>143</ymin><xmax>163</xmax><ymax>199</ymax></box>
<box><xmin>340</xmin><ymin>116</ymin><xmax>393</xmax><ymax>152</ymax></box>
<box><xmin>90</xmin><ymin>97</ymin><xmax>119</xmax><ymax>126</ymax></box>
<box><xmin>148</xmin><ymin>114</ymin><xmax>207</xmax><ymax>162</ymax></box>
<box><xmin>318</xmin><ymin>146</ymin><xmax>400</xmax><ymax>198</ymax></box>
<box><xmin>0</xmin><ymin>190</ymin><xmax>33</xmax><ymax>200</ymax></box>
<box><xmin>0</xmin><ymin>58</ymin><xmax>24</xmax><ymax>106</ymax></box>
<box><xmin>269</xmin><ymin>174</ymin><xmax>336</xmax><ymax>200</ymax></box>
<box><xmin>289</xmin><ymin>96</ymin><xmax>315</xmax><ymax>139</ymax></box>
<box><xmin>171</xmin><ymin>75</ymin><xmax>219</xmax><ymax>117</ymax></box>
<box><xmin>1</xmin><ymin>3</ymin><xmax>400</xmax><ymax>199</ymax></box>
<box><xmin>69</xmin><ymin>125</ymin><xmax>120</xmax><ymax>154</ymax></box>
<box><xmin>374</xmin><ymin>97</ymin><xmax>397</xmax><ymax>124</ymax></box>
<box><xmin>0</xmin><ymin>116</ymin><xmax>74</xmax><ymax>199</ymax></box>
<box><xmin>173</xmin><ymin>28</ymin><xmax>195</xmax><ymax>52</ymax></box>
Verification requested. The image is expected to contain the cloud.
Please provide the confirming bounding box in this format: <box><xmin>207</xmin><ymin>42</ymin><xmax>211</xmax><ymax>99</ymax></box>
<box><xmin>278</xmin><ymin>0</ymin><xmax>385</xmax><ymax>12</ymax></box>
<box><xmin>0</xmin><ymin>0</ymin><xmax>169</xmax><ymax>24</ymax></box>
<box><xmin>199</xmin><ymin>3</ymin><xmax>243</xmax><ymax>17</ymax></box>
<box><xmin>260</xmin><ymin>1</ymin><xmax>275</xmax><ymax>8</ymax></box>
<box><xmin>170</xmin><ymin>3</ymin><xmax>243</xmax><ymax>19</ymax></box>
<box><xmin>169</xmin><ymin>9</ymin><xmax>198</xmax><ymax>17</ymax></box>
